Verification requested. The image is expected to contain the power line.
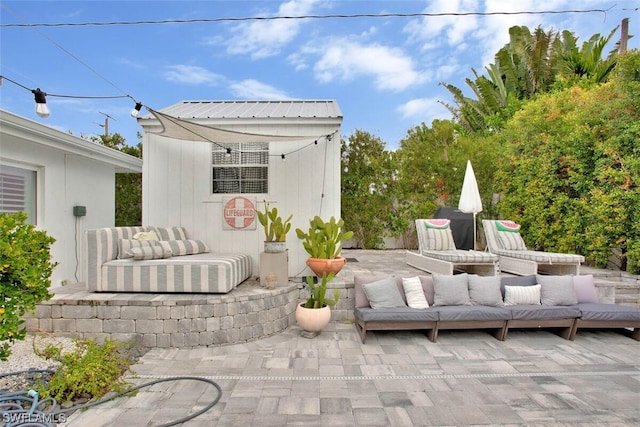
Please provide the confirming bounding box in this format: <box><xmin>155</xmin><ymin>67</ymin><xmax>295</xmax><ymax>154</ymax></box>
<box><xmin>0</xmin><ymin>8</ymin><xmax>613</xmax><ymax>28</ymax></box>
<box><xmin>0</xmin><ymin>3</ymin><xmax>138</xmax><ymax>102</ymax></box>
<box><xmin>0</xmin><ymin>75</ymin><xmax>131</xmax><ymax>100</ymax></box>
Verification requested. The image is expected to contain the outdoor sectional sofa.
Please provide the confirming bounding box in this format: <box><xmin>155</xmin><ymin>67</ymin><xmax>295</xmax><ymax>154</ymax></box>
<box><xmin>353</xmin><ymin>273</ymin><xmax>640</xmax><ymax>343</ymax></box>
<box><xmin>85</xmin><ymin>226</ymin><xmax>252</xmax><ymax>293</ymax></box>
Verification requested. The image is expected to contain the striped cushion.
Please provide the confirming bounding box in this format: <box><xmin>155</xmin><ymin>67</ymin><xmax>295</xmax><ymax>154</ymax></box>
<box><xmin>158</xmin><ymin>240</ymin><xmax>210</xmax><ymax>256</ymax></box>
<box><xmin>504</xmin><ymin>284</ymin><xmax>541</xmax><ymax>306</ymax></box>
<box><xmin>415</xmin><ymin>220</ymin><xmax>456</xmax><ymax>251</ymax></box>
<box><xmin>421</xmin><ymin>250</ymin><xmax>497</xmax><ymax>263</ymax></box>
<box><xmin>497</xmin><ymin>230</ymin><xmax>527</xmax><ymax>250</ymax></box>
<box><xmin>128</xmin><ymin>246</ymin><xmax>173</xmax><ymax>260</ymax></box>
<box><xmin>150</xmin><ymin>226</ymin><xmax>188</xmax><ymax>241</ymax></box>
<box><xmin>100</xmin><ymin>253</ymin><xmax>252</xmax><ymax>293</ymax></box>
<box><xmin>492</xmin><ymin>249</ymin><xmax>584</xmax><ymax>263</ymax></box>
<box><xmin>118</xmin><ymin>239</ymin><xmax>159</xmax><ymax>259</ymax></box>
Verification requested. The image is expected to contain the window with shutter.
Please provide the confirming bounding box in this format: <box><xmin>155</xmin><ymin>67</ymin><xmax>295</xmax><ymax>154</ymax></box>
<box><xmin>0</xmin><ymin>164</ymin><xmax>37</xmax><ymax>224</ymax></box>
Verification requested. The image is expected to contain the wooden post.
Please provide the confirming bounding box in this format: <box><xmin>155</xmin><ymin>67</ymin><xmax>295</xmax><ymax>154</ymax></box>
<box><xmin>620</xmin><ymin>18</ymin><xmax>629</xmax><ymax>54</ymax></box>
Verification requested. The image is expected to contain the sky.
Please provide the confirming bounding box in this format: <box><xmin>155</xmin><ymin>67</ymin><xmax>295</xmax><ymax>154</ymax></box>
<box><xmin>1</xmin><ymin>1</ymin><xmax>638</xmax><ymax>151</ymax></box>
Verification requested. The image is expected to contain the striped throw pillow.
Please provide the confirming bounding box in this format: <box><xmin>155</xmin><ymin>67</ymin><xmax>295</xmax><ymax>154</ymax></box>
<box><xmin>423</xmin><ymin>219</ymin><xmax>455</xmax><ymax>251</ymax></box>
<box><xmin>150</xmin><ymin>227</ymin><xmax>188</xmax><ymax>241</ymax></box>
<box><xmin>127</xmin><ymin>246</ymin><xmax>173</xmax><ymax>260</ymax></box>
<box><xmin>497</xmin><ymin>231</ymin><xmax>527</xmax><ymax>250</ymax></box>
<box><xmin>504</xmin><ymin>284</ymin><xmax>541</xmax><ymax>306</ymax></box>
<box><xmin>118</xmin><ymin>239</ymin><xmax>159</xmax><ymax>259</ymax></box>
<box><xmin>158</xmin><ymin>240</ymin><xmax>210</xmax><ymax>256</ymax></box>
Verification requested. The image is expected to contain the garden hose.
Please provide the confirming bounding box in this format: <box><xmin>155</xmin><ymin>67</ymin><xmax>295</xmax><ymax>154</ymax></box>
<box><xmin>1</xmin><ymin>370</ymin><xmax>222</xmax><ymax>427</ymax></box>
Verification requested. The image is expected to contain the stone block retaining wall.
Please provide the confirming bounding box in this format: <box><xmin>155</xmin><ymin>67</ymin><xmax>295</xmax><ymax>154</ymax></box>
<box><xmin>26</xmin><ymin>272</ymin><xmax>637</xmax><ymax>349</ymax></box>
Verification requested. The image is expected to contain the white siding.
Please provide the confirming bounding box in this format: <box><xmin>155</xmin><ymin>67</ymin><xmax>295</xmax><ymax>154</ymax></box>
<box><xmin>142</xmin><ymin>118</ymin><xmax>342</xmax><ymax>278</ymax></box>
<box><xmin>1</xmin><ymin>110</ymin><xmax>142</xmax><ymax>288</ymax></box>
<box><xmin>1</xmin><ymin>134</ymin><xmax>117</xmax><ymax>286</ymax></box>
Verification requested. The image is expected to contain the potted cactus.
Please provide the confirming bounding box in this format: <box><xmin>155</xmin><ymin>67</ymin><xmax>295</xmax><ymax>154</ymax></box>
<box><xmin>295</xmin><ymin>216</ymin><xmax>354</xmax><ymax>277</ymax></box>
<box><xmin>295</xmin><ymin>272</ymin><xmax>338</xmax><ymax>335</ymax></box>
<box><xmin>257</xmin><ymin>201</ymin><xmax>292</xmax><ymax>253</ymax></box>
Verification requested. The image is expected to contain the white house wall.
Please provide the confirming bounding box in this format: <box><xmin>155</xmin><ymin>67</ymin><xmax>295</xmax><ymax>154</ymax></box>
<box><xmin>142</xmin><ymin>119</ymin><xmax>342</xmax><ymax>278</ymax></box>
<box><xmin>1</xmin><ymin>134</ymin><xmax>117</xmax><ymax>286</ymax></box>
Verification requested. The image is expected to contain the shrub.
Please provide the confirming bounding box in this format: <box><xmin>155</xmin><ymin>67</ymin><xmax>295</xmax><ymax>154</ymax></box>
<box><xmin>0</xmin><ymin>212</ymin><xmax>56</xmax><ymax>361</ymax></box>
<box><xmin>36</xmin><ymin>338</ymin><xmax>136</xmax><ymax>405</ymax></box>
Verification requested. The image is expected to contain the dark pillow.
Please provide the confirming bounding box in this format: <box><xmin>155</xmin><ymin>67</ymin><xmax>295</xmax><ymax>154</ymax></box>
<box><xmin>500</xmin><ymin>275</ymin><xmax>537</xmax><ymax>298</ymax></box>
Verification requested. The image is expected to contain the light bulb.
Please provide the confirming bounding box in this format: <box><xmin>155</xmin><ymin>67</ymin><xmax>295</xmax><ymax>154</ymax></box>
<box><xmin>130</xmin><ymin>102</ymin><xmax>143</xmax><ymax>118</ymax></box>
<box><xmin>36</xmin><ymin>102</ymin><xmax>50</xmax><ymax>118</ymax></box>
<box><xmin>32</xmin><ymin>88</ymin><xmax>50</xmax><ymax>118</ymax></box>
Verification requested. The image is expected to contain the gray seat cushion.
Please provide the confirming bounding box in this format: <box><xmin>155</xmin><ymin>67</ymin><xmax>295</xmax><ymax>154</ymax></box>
<box><xmin>432</xmin><ymin>305</ymin><xmax>511</xmax><ymax>321</ymax></box>
<box><xmin>354</xmin><ymin>307</ymin><xmax>438</xmax><ymax>322</ymax></box>
<box><xmin>577</xmin><ymin>303</ymin><xmax>640</xmax><ymax>321</ymax></box>
<box><xmin>508</xmin><ymin>305</ymin><xmax>581</xmax><ymax>320</ymax></box>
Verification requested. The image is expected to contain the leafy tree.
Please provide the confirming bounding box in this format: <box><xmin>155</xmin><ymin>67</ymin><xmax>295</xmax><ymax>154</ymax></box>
<box><xmin>341</xmin><ymin>130</ymin><xmax>399</xmax><ymax>248</ymax></box>
<box><xmin>90</xmin><ymin>133</ymin><xmax>142</xmax><ymax>226</ymax></box>
<box><xmin>494</xmin><ymin>50</ymin><xmax>640</xmax><ymax>272</ymax></box>
<box><xmin>0</xmin><ymin>212</ymin><xmax>56</xmax><ymax>360</ymax></box>
<box><xmin>394</xmin><ymin>119</ymin><xmax>503</xmax><ymax>248</ymax></box>
<box><xmin>442</xmin><ymin>25</ymin><xmax>621</xmax><ymax>134</ymax></box>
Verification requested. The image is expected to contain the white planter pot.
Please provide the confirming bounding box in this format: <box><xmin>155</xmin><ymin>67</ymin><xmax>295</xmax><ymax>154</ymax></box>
<box><xmin>295</xmin><ymin>303</ymin><xmax>331</xmax><ymax>333</ymax></box>
<box><xmin>264</xmin><ymin>241</ymin><xmax>287</xmax><ymax>253</ymax></box>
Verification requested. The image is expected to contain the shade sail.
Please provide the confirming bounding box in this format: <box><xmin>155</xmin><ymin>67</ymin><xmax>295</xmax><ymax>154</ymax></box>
<box><xmin>458</xmin><ymin>160</ymin><xmax>483</xmax><ymax>214</ymax></box>
<box><xmin>146</xmin><ymin>108</ymin><xmax>334</xmax><ymax>143</ymax></box>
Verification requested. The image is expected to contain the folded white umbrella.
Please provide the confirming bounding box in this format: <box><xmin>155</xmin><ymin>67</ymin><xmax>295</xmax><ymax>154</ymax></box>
<box><xmin>458</xmin><ymin>160</ymin><xmax>483</xmax><ymax>250</ymax></box>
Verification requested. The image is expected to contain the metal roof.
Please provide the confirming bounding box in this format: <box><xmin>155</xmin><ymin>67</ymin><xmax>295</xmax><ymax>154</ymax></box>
<box><xmin>158</xmin><ymin>100</ymin><xmax>342</xmax><ymax>119</ymax></box>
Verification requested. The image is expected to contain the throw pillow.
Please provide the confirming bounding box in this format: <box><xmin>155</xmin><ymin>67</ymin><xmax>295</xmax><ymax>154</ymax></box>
<box><xmin>401</xmin><ymin>277</ymin><xmax>429</xmax><ymax>309</ymax></box>
<box><xmin>150</xmin><ymin>226</ymin><xmax>188</xmax><ymax>241</ymax></box>
<box><xmin>423</xmin><ymin>220</ymin><xmax>455</xmax><ymax>251</ymax></box>
<box><xmin>504</xmin><ymin>284</ymin><xmax>541</xmax><ymax>306</ymax></box>
<box><xmin>132</xmin><ymin>231</ymin><xmax>159</xmax><ymax>241</ymax></box>
<box><xmin>468</xmin><ymin>275</ymin><xmax>504</xmax><ymax>307</ymax></box>
<box><xmin>158</xmin><ymin>240</ymin><xmax>210</xmax><ymax>256</ymax></box>
<box><xmin>127</xmin><ymin>246</ymin><xmax>173</xmax><ymax>261</ymax></box>
<box><xmin>432</xmin><ymin>273</ymin><xmax>470</xmax><ymax>306</ymax></box>
<box><xmin>117</xmin><ymin>239</ymin><xmax>159</xmax><ymax>259</ymax></box>
<box><xmin>362</xmin><ymin>276</ymin><xmax>407</xmax><ymax>309</ymax></box>
<box><xmin>573</xmin><ymin>274</ymin><xmax>599</xmax><ymax>303</ymax></box>
<box><xmin>537</xmin><ymin>275</ymin><xmax>578</xmax><ymax>306</ymax></box>
<box><xmin>497</xmin><ymin>231</ymin><xmax>527</xmax><ymax>251</ymax></box>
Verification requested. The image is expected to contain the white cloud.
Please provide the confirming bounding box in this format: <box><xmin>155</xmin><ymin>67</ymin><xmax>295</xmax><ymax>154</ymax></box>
<box><xmin>404</xmin><ymin>0</ymin><xmax>577</xmax><ymax>66</ymax></box>
<box><xmin>163</xmin><ymin>65</ymin><xmax>224</xmax><ymax>85</ymax></box>
<box><xmin>229</xmin><ymin>79</ymin><xmax>290</xmax><ymax>99</ymax></box>
<box><xmin>311</xmin><ymin>40</ymin><xmax>424</xmax><ymax>91</ymax></box>
<box><xmin>224</xmin><ymin>0</ymin><xmax>323</xmax><ymax>59</ymax></box>
<box><xmin>397</xmin><ymin>97</ymin><xmax>449</xmax><ymax>123</ymax></box>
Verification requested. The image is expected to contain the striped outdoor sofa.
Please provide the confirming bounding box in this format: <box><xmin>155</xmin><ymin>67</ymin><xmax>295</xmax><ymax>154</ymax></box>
<box><xmin>85</xmin><ymin>226</ymin><xmax>252</xmax><ymax>293</ymax></box>
<box><xmin>483</xmin><ymin>220</ymin><xmax>584</xmax><ymax>276</ymax></box>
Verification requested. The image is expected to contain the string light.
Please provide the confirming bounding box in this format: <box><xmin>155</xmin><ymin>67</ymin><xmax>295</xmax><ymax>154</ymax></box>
<box><xmin>225</xmin><ymin>147</ymin><xmax>232</xmax><ymax>158</ymax></box>
<box><xmin>281</xmin><ymin>154</ymin><xmax>286</xmax><ymax>162</ymax></box>
<box><xmin>130</xmin><ymin>102</ymin><xmax>143</xmax><ymax>118</ymax></box>
<box><xmin>32</xmin><ymin>88</ymin><xmax>50</xmax><ymax>118</ymax></box>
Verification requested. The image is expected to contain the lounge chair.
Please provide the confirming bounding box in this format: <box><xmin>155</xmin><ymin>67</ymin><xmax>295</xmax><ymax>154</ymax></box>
<box><xmin>482</xmin><ymin>219</ymin><xmax>584</xmax><ymax>276</ymax></box>
<box><xmin>406</xmin><ymin>219</ymin><xmax>499</xmax><ymax>275</ymax></box>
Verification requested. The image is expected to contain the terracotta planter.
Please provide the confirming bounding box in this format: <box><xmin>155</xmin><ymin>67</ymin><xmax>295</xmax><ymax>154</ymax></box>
<box><xmin>306</xmin><ymin>256</ymin><xmax>347</xmax><ymax>277</ymax></box>
<box><xmin>295</xmin><ymin>303</ymin><xmax>331</xmax><ymax>333</ymax></box>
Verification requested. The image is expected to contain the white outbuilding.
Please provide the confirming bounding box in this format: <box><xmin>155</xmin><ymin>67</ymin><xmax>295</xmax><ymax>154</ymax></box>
<box><xmin>0</xmin><ymin>109</ymin><xmax>142</xmax><ymax>286</ymax></box>
<box><xmin>138</xmin><ymin>100</ymin><xmax>343</xmax><ymax>278</ymax></box>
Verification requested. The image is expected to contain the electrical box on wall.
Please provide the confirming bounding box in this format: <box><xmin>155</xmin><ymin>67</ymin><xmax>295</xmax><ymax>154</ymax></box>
<box><xmin>73</xmin><ymin>206</ymin><xmax>86</xmax><ymax>217</ymax></box>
